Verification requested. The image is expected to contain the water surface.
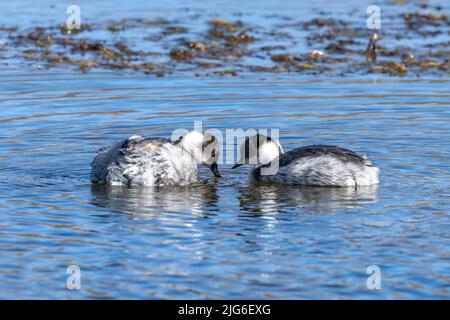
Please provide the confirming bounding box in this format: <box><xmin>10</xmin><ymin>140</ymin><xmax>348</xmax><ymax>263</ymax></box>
<box><xmin>0</xmin><ymin>0</ymin><xmax>449</xmax><ymax>299</ymax></box>
<box><xmin>1</xmin><ymin>73</ymin><xmax>449</xmax><ymax>299</ymax></box>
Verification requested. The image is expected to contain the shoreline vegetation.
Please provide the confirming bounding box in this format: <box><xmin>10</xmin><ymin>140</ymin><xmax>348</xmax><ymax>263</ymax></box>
<box><xmin>0</xmin><ymin>4</ymin><xmax>449</xmax><ymax>77</ymax></box>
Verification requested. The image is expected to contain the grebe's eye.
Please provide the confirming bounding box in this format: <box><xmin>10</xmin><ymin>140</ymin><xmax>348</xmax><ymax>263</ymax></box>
<box><xmin>211</xmin><ymin>149</ymin><xmax>216</xmax><ymax>157</ymax></box>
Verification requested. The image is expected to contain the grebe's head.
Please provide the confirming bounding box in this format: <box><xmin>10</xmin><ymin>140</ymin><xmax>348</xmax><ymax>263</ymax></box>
<box><xmin>178</xmin><ymin>131</ymin><xmax>221</xmax><ymax>177</ymax></box>
<box><xmin>232</xmin><ymin>134</ymin><xmax>283</xmax><ymax>169</ymax></box>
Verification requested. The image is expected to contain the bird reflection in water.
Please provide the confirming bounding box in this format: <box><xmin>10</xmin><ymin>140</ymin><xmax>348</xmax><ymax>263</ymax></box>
<box><xmin>238</xmin><ymin>184</ymin><xmax>379</xmax><ymax>216</ymax></box>
<box><xmin>90</xmin><ymin>182</ymin><xmax>219</xmax><ymax>218</ymax></box>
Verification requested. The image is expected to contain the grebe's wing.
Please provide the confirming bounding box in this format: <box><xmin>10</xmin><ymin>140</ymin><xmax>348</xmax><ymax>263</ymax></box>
<box><xmin>279</xmin><ymin>145</ymin><xmax>373</xmax><ymax>167</ymax></box>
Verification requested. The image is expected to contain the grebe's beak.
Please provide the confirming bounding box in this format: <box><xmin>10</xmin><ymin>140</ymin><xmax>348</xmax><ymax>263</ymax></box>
<box><xmin>231</xmin><ymin>163</ymin><xmax>242</xmax><ymax>169</ymax></box>
<box><xmin>209</xmin><ymin>163</ymin><xmax>221</xmax><ymax>177</ymax></box>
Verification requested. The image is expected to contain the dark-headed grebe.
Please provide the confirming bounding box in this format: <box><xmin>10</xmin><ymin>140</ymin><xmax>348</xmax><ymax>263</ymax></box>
<box><xmin>233</xmin><ymin>134</ymin><xmax>379</xmax><ymax>187</ymax></box>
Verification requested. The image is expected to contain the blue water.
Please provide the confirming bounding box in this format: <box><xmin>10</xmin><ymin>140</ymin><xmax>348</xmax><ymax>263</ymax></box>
<box><xmin>0</xmin><ymin>0</ymin><xmax>449</xmax><ymax>299</ymax></box>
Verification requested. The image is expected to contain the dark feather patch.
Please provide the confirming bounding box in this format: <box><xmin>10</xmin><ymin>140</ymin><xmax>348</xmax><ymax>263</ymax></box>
<box><xmin>202</xmin><ymin>136</ymin><xmax>216</xmax><ymax>150</ymax></box>
<box><xmin>278</xmin><ymin>145</ymin><xmax>370</xmax><ymax>167</ymax></box>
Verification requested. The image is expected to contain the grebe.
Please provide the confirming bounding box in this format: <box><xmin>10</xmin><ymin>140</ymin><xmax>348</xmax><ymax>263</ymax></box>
<box><xmin>91</xmin><ymin>131</ymin><xmax>220</xmax><ymax>187</ymax></box>
<box><xmin>232</xmin><ymin>134</ymin><xmax>379</xmax><ymax>187</ymax></box>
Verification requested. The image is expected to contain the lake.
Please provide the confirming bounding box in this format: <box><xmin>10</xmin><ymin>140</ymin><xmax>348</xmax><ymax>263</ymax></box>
<box><xmin>0</xmin><ymin>0</ymin><xmax>449</xmax><ymax>299</ymax></box>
